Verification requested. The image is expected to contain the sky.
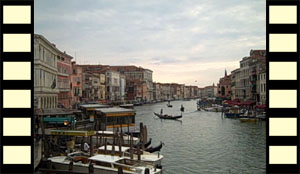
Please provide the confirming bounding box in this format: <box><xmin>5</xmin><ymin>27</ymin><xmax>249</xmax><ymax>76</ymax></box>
<box><xmin>35</xmin><ymin>0</ymin><xmax>265</xmax><ymax>87</ymax></box>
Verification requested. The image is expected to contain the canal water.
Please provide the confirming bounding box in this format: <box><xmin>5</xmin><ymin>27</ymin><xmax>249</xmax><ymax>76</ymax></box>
<box><xmin>134</xmin><ymin>100</ymin><xmax>266</xmax><ymax>174</ymax></box>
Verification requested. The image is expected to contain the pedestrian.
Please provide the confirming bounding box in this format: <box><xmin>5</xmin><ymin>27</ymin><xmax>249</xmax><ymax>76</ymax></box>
<box><xmin>84</xmin><ymin>142</ymin><xmax>90</xmax><ymax>152</ymax></box>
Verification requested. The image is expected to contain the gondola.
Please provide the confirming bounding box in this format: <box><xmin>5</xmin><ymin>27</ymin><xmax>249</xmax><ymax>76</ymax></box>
<box><xmin>154</xmin><ymin>112</ymin><xmax>182</xmax><ymax>119</ymax></box>
<box><xmin>134</xmin><ymin>138</ymin><xmax>152</xmax><ymax>148</ymax></box>
<box><xmin>145</xmin><ymin>142</ymin><xmax>164</xmax><ymax>153</ymax></box>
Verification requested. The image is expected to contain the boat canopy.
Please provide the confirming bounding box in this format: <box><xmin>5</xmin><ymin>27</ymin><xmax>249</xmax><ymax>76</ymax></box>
<box><xmin>88</xmin><ymin>154</ymin><xmax>124</xmax><ymax>163</ymax></box>
<box><xmin>95</xmin><ymin>107</ymin><xmax>135</xmax><ymax>116</ymax></box>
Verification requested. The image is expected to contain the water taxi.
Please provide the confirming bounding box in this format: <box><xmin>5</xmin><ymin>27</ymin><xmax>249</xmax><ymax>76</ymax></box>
<box><xmin>48</xmin><ymin>153</ymin><xmax>162</xmax><ymax>174</ymax></box>
<box><xmin>79</xmin><ymin>104</ymin><xmax>110</xmax><ymax>121</ymax></box>
<box><xmin>94</xmin><ymin>107</ymin><xmax>136</xmax><ymax>130</ymax></box>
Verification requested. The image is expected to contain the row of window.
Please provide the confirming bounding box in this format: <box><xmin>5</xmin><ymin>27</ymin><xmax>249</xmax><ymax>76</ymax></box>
<box><xmin>38</xmin><ymin>44</ymin><xmax>57</xmax><ymax>68</ymax></box>
<box><xmin>34</xmin><ymin>69</ymin><xmax>56</xmax><ymax>88</ymax></box>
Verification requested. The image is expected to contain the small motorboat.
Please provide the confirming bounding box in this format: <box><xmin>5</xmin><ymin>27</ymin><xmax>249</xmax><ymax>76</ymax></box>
<box><xmin>154</xmin><ymin>112</ymin><xmax>182</xmax><ymax>120</ymax></box>
<box><xmin>146</xmin><ymin>142</ymin><xmax>164</xmax><ymax>153</ymax></box>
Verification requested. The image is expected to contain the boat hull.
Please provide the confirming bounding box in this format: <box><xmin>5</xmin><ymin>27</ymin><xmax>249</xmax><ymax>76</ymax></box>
<box><xmin>50</xmin><ymin>161</ymin><xmax>131</xmax><ymax>174</ymax></box>
<box><xmin>240</xmin><ymin>118</ymin><xmax>258</xmax><ymax>123</ymax></box>
<box><xmin>224</xmin><ymin>113</ymin><xmax>240</xmax><ymax>118</ymax></box>
<box><xmin>154</xmin><ymin>112</ymin><xmax>182</xmax><ymax>119</ymax></box>
<box><xmin>49</xmin><ymin>159</ymin><xmax>162</xmax><ymax>174</ymax></box>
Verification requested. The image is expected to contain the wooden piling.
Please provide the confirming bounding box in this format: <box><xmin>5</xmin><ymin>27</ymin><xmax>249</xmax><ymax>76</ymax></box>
<box><xmin>90</xmin><ymin>136</ymin><xmax>94</xmax><ymax>157</ymax></box>
<box><xmin>130</xmin><ymin>134</ymin><xmax>133</xmax><ymax>159</ymax></box>
<box><xmin>139</xmin><ymin>123</ymin><xmax>144</xmax><ymax>144</ymax></box>
<box><xmin>68</xmin><ymin>161</ymin><xmax>73</xmax><ymax>171</ymax></box>
<box><xmin>118</xmin><ymin>135</ymin><xmax>122</xmax><ymax>157</ymax></box>
<box><xmin>88</xmin><ymin>163</ymin><xmax>94</xmax><ymax>174</ymax></box>
<box><xmin>137</xmin><ymin>145</ymin><xmax>141</xmax><ymax>161</ymax></box>
<box><xmin>112</xmin><ymin>134</ymin><xmax>115</xmax><ymax>156</ymax></box>
<box><xmin>96</xmin><ymin>132</ymin><xmax>99</xmax><ymax>148</ymax></box>
<box><xmin>104</xmin><ymin>138</ymin><xmax>107</xmax><ymax>155</ymax></box>
<box><xmin>118</xmin><ymin>166</ymin><xmax>124</xmax><ymax>174</ymax></box>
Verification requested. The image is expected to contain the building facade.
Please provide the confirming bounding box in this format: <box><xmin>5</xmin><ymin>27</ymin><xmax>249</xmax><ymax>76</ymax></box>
<box><xmin>217</xmin><ymin>70</ymin><xmax>232</xmax><ymax>99</ymax></box>
<box><xmin>34</xmin><ymin>34</ymin><xmax>59</xmax><ymax>109</ymax></box>
<box><xmin>203</xmin><ymin>84</ymin><xmax>217</xmax><ymax>98</ymax></box>
<box><xmin>230</xmin><ymin>68</ymin><xmax>240</xmax><ymax>100</ymax></box>
<box><xmin>71</xmin><ymin>62</ymin><xmax>83</xmax><ymax>107</ymax></box>
<box><xmin>57</xmin><ymin>52</ymin><xmax>73</xmax><ymax>108</ymax></box>
<box><xmin>105</xmin><ymin>70</ymin><xmax>121</xmax><ymax>101</ymax></box>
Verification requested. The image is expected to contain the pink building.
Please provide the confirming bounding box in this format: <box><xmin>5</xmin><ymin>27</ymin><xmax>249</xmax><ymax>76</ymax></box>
<box><xmin>217</xmin><ymin>70</ymin><xmax>232</xmax><ymax>99</ymax></box>
<box><xmin>57</xmin><ymin>52</ymin><xmax>73</xmax><ymax>108</ymax></box>
<box><xmin>71</xmin><ymin>62</ymin><xmax>83</xmax><ymax>108</ymax></box>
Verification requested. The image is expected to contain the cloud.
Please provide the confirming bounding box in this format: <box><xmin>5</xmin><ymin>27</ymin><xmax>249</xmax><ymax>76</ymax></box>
<box><xmin>35</xmin><ymin>0</ymin><xmax>265</xmax><ymax>87</ymax></box>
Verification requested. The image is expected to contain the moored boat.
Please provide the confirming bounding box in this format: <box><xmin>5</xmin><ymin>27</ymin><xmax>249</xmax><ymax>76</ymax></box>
<box><xmin>97</xmin><ymin>144</ymin><xmax>163</xmax><ymax>167</ymax></box>
<box><xmin>48</xmin><ymin>153</ymin><xmax>162</xmax><ymax>174</ymax></box>
<box><xmin>145</xmin><ymin>142</ymin><xmax>164</xmax><ymax>153</ymax></box>
<box><xmin>240</xmin><ymin>118</ymin><xmax>259</xmax><ymax>123</ymax></box>
<box><xmin>224</xmin><ymin>113</ymin><xmax>241</xmax><ymax>118</ymax></box>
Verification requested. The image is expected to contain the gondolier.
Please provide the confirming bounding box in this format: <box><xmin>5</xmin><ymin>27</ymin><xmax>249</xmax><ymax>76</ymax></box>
<box><xmin>180</xmin><ymin>104</ymin><xmax>184</xmax><ymax>112</ymax></box>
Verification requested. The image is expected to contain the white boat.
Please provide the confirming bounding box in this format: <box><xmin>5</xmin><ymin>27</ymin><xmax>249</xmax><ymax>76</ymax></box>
<box><xmin>48</xmin><ymin>153</ymin><xmax>162</xmax><ymax>174</ymax></box>
<box><xmin>97</xmin><ymin>145</ymin><xmax>164</xmax><ymax>167</ymax></box>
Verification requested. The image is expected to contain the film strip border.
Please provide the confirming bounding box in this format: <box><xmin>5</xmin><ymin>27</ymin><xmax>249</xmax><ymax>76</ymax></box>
<box><xmin>267</xmin><ymin>0</ymin><xmax>299</xmax><ymax>173</ymax></box>
<box><xmin>0</xmin><ymin>0</ymin><xmax>34</xmax><ymax>173</ymax></box>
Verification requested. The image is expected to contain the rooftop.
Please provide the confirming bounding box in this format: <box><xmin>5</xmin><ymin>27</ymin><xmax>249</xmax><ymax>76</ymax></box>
<box><xmin>79</xmin><ymin>104</ymin><xmax>110</xmax><ymax>108</ymax></box>
<box><xmin>95</xmin><ymin>107</ymin><xmax>135</xmax><ymax>114</ymax></box>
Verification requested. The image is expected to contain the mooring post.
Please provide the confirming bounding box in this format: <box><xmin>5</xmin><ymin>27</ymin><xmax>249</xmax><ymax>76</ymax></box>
<box><xmin>118</xmin><ymin>166</ymin><xmax>124</xmax><ymax>174</ymax></box>
<box><xmin>104</xmin><ymin>138</ymin><xmax>107</xmax><ymax>154</ymax></box>
<box><xmin>90</xmin><ymin>135</ymin><xmax>94</xmax><ymax>157</ymax></box>
<box><xmin>88</xmin><ymin>162</ymin><xmax>94</xmax><ymax>174</ymax></box>
<box><xmin>68</xmin><ymin>160</ymin><xmax>73</xmax><ymax>171</ymax></box>
<box><xmin>112</xmin><ymin>135</ymin><xmax>115</xmax><ymax>156</ymax></box>
<box><xmin>144</xmin><ymin>168</ymin><xmax>150</xmax><ymax>174</ymax></box>
<box><xmin>130</xmin><ymin>134</ymin><xmax>133</xmax><ymax>159</ymax></box>
<box><xmin>118</xmin><ymin>135</ymin><xmax>122</xmax><ymax>157</ymax></box>
<box><xmin>137</xmin><ymin>145</ymin><xmax>141</xmax><ymax>161</ymax></box>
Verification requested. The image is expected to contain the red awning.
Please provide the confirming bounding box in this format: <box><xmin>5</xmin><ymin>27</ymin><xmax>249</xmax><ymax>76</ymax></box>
<box><xmin>256</xmin><ymin>104</ymin><xmax>266</xmax><ymax>109</ymax></box>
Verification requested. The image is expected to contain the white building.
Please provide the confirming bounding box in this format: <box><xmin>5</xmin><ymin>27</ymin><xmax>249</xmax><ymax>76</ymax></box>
<box><xmin>105</xmin><ymin>70</ymin><xmax>121</xmax><ymax>101</ymax></box>
<box><xmin>259</xmin><ymin>71</ymin><xmax>266</xmax><ymax>104</ymax></box>
<box><xmin>239</xmin><ymin>56</ymin><xmax>251</xmax><ymax>100</ymax></box>
<box><xmin>34</xmin><ymin>34</ymin><xmax>59</xmax><ymax>109</ymax></box>
<box><xmin>120</xmin><ymin>74</ymin><xmax>126</xmax><ymax>101</ymax></box>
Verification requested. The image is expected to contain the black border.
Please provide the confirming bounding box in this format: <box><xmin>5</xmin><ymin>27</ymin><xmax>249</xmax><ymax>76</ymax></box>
<box><xmin>0</xmin><ymin>0</ymin><xmax>34</xmax><ymax>173</ymax></box>
<box><xmin>267</xmin><ymin>0</ymin><xmax>300</xmax><ymax>173</ymax></box>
